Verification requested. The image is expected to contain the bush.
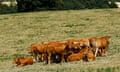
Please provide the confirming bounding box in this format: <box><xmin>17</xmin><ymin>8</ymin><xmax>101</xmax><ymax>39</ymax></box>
<box><xmin>63</xmin><ymin>0</ymin><xmax>85</xmax><ymax>10</ymax></box>
<box><xmin>0</xmin><ymin>4</ymin><xmax>17</xmax><ymax>14</ymax></box>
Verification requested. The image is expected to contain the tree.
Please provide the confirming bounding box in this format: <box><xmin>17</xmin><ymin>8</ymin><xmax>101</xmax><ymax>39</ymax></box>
<box><xmin>16</xmin><ymin>0</ymin><xmax>42</xmax><ymax>12</ymax></box>
<box><xmin>16</xmin><ymin>0</ymin><xmax>118</xmax><ymax>12</ymax></box>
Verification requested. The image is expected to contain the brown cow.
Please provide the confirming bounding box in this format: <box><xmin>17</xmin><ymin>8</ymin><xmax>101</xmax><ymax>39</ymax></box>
<box><xmin>89</xmin><ymin>36</ymin><xmax>110</xmax><ymax>57</ymax></box>
<box><xmin>44</xmin><ymin>42</ymin><xmax>68</xmax><ymax>64</ymax></box>
<box><xmin>84</xmin><ymin>47</ymin><xmax>96</xmax><ymax>62</ymax></box>
<box><xmin>30</xmin><ymin>41</ymin><xmax>68</xmax><ymax>64</ymax></box>
<box><xmin>66</xmin><ymin>38</ymin><xmax>90</xmax><ymax>54</ymax></box>
<box><xmin>67</xmin><ymin>47</ymin><xmax>88</xmax><ymax>62</ymax></box>
<box><xmin>13</xmin><ymin>57</ymin><xmax>33</xmax><ymax>67</ymax></box>
<box><xmin>30</xmin><ymin>43</ymin><xmax>47</xmax><ymax>62</ymax></box>
<box><xmin>79</xmin><ymin>38</ymin><xmax>90</xmax><ymax>48</ymax></box>
<box><xmin>42</xmin><ymin>41</ymin><xmax>67</xmax><ymax>63</ymax></box>
<box><xmin>66</xmin><ymin>39</ymin><xmax>81</xmax><ymax>53</ymax></box>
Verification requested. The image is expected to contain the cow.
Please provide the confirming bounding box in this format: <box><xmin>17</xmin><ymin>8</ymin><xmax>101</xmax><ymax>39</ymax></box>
<box><xmin>84</xmin><ymin>47</ymin><xmax>96</xmax><ymax>62</ymax></box>
<box><xmin>66</xmin><ymin>38</ymin><xmax>90</xmax><ymax>54</ymax></box>
<box><xmin>67</xmin><ymin>47</ymin><xmax>89</xmax><ymax>62</ymax></box>
<box><xmin>30</xmin><ymin>43</ymin><xmax>47</xmax><ymax>62</ymax></box>
<box><xmin>13</xmin><ymin>57</ymin><xmax>33</xmax><ymax>67</ymax></box>
<box><xmin>79</xmin><ymin>38</ymin><xmax>90</xmax><ymax>48</ymax></box>
<box><xmin>42</xmin><ymin>41</ymin><xmax>67</xmax><ymax>63</ymax></box>
<box><xmin>44</xmin><ymin>42</ymin><xmax>68</xmax><ymax>64</ymax></box>
<box><xmin>66</xmin><ymin>39</ymin><xmax>81</xmax><ymax>53</ymax></box>
<box><xmin>89</xmin><ymin>36</ymin><xmax>110</xmax><ymax>57</ymax></box>
<box><xmin>30</xmin><ymin>41</ymin><xmax>68</xmax><ymax>64</ymax></box>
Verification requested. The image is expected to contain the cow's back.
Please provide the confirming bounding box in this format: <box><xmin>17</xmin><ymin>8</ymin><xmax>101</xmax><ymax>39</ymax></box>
<box><xmin>45</xmin><ymin>42</ymin><xmax>67</xmax><ymax>54</ymax></box>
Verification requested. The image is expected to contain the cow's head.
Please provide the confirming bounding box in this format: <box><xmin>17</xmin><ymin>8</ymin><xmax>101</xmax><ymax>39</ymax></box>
<box><xmin>66</xmin><ymin>39</ymin><xmax>81</xmax><ymax>53</ymax></box>
<box><xmin>13</xmin><ymin>58</ymin><xmax>20</xmax><ymax>65</ymax></box>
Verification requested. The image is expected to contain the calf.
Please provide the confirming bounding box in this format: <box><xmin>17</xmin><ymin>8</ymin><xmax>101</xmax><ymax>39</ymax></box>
<box><xmin>13</xmin><ymin>57</ymin><xmax>33</xmax><ymax>67</ymax></box>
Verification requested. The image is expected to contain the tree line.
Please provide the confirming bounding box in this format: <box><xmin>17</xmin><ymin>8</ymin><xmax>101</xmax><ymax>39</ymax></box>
<box><xmin>16</xmin><ymin>0</ymin><xmax>117</xmax><ymax>12</ymax></box>
<box><xmin>0</xmin><ymin>0</ymin><xmax>118</xmax><ymax>14</ymax></box>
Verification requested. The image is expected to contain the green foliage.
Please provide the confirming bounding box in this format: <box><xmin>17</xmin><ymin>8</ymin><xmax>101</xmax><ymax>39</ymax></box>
<box><xmin>0</xmin><ymin>4</ymin><xmax>17</xmax><ymax>14</ymax></box>
<box><xmin>115</xmin><ymin>0</ymin><xmax>120</xmax><ymax>1</ymax></box>
<box><xmin>16</xmin><ymin>0</ymin><xmax>118</xmax><ymax>12</ymax></box>
<box><xmin>63</xmin><ymin>0</ymin><xmax>85</xmax><ymax>10</ymax></box>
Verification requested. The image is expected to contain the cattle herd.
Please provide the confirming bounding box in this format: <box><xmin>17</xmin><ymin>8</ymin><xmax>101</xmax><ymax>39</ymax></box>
<box><xmin>13</xmin><ymin>35</ymin><xmax>111</xmax><ymax>67</ymax></box>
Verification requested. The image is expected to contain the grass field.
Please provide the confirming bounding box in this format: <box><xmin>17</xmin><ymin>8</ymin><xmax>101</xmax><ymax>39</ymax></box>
<box><xmin>0</xmin><ymin>9</ymin><xmax>120</xmax><ymax>72</ymax></box>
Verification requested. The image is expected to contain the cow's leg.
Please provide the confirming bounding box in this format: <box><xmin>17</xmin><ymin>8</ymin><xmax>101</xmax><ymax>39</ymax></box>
<box><xmin>33</xmin><ymin>53</ymin><xmax>38</xmax><ymax>62</ymax></box>
<box><xmin>38</xmin><ymin>53</ymin><xmax>46</xmax><ymax>62</ymax></box>
<box><xmin>61</xmin><ymin>54</ymin><xmax>65</xmax><ymax>63</ymax></box>
<box><xmin>95</xmin><ymin>48</ymin><xmax>98</xmax><ymax>57</ymax></box>
<box><xmin>104</xmin><ymin>48</ymin><xmax>108</xmax><ymax>56</ymax></box>
<box><xmin>18</xmin><ymin>64</ymin><xmax>25</xmax><ymax>67</ymax></box>
<box><xmin>47</xmin><ymin>53</ymin><xmax>51</xmax><ymax>64</ymax></box>
<box><xmin>41</xmin><ymin>54</ymin><xmax>44</xmax><ymax>61</ymax></box>
<box><xmin>97</xmin><ymin>48</ymin><xmax>102</xmax><ymax>56</ymax></box>
<box><xmin>102</xmin><ymin>47</ymin><xmax>107</xmax><ymax>56</ymax></box>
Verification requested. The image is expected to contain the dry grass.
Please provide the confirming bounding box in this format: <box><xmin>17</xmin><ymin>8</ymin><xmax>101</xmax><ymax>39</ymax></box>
<box><xmin>0</xmin><ymin>9</ymin><xmax>120</xmax><ymax>72</ymax></box>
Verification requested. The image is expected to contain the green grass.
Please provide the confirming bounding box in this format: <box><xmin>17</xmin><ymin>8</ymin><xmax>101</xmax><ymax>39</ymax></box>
<box><xmin>0</xmin><ymin>9</ymin><xmax>120</xmax><ymax>72</ymax></box>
